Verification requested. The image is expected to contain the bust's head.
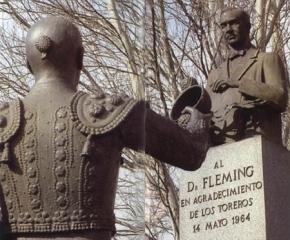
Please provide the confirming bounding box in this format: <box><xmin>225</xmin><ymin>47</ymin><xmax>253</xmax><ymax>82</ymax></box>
<box><xmin>26</xmin><ymin>17</ymin><xmax>83</xmax><ymax>85</ymax></box>
<box><xmin>220</xmin><ymin>8</ymin><xmax>251</xmax><ymax>49</ymax></box>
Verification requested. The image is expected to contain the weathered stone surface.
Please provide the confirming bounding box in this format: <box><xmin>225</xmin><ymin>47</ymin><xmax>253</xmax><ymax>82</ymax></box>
<box><xmin>180</xmin><ymin>136</ymin><xmax>290</xmax><ymax>240</ymax></box>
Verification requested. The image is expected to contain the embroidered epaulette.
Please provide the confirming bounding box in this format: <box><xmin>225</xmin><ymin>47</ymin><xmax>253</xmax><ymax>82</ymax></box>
<box><xmin>70</xmin><ymin>90</ymin><xmax>138</xmax><ymax>136</ymax></box>
<box><xmin>0</xmin><ymin>99</ymin><xmax>22</xmax><ymax>163</ymax></box>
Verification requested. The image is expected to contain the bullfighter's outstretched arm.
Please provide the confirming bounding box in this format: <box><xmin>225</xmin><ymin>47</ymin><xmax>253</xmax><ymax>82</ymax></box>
<box><xmin>119</xmin><ymin>102</ymin><xmax>208</xmax><ymax>171</ymax></box>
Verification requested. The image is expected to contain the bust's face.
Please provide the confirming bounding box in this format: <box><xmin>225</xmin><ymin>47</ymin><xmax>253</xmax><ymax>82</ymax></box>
<box><xmin>220</xmin><ymin>10</ymin><xmax>249</xmax><ymax>48</ymax></box>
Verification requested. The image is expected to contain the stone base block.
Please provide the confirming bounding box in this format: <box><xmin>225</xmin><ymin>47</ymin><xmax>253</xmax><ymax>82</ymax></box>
<box><xmin>179</xmin><ymin>136</ymin><xmax>290</xmax><ymax>240</ymax></box>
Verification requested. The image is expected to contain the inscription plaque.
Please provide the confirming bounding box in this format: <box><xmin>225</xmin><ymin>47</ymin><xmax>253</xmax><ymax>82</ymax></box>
<box><xmin>180</xmin><ymin>136</ymin><xmax>290</xmax><ymax>240</ymax></box>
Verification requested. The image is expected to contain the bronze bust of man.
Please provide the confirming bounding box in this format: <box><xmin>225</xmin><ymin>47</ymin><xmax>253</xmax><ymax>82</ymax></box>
<box><xmin>206</xmin><ymin>8</ymin><xmax>288</xmax><ymax>145</ymax></box>
<box><xmin>0</xmin><ymin>17</ymin><xmax>209</xmax><ymax>239</ymax></box>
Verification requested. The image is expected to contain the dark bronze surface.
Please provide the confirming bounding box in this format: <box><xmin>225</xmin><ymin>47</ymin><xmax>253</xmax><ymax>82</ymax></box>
<box><xmin>0</xmin><ymin>16</ymin><xmax>208</xmax><ymax>239</ymax></box>
<box><xmin>170</xmin><ymin>85</ymin><xmax>211</xmax><ymax>121</ymax></box>
<box><xmin>206</xmin><ymin>8</ymin><xmax>288</xmax><ymax>145</ymax></box>
<box><xmin>170</xmin><ymin>85</ymin><xmax>212</xmax><ymax>155</ymax></box>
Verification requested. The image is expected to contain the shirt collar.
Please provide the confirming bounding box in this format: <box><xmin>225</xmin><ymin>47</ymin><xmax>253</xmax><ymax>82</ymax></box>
<box><xmin>228</xmin><ymin>49</ymin><xmax>246</xmax><ymax>60</ymax></box>
<box><xmin>227</xmin><ymin>43</ymin><xmax>253</xmax><ymax>60</ymax></box>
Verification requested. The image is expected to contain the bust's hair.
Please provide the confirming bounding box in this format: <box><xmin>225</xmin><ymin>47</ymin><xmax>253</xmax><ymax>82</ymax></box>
<box><xmin>220</xmin><ymin>7</ymin><xmax>251</xmax><ymax>31</ymax></box>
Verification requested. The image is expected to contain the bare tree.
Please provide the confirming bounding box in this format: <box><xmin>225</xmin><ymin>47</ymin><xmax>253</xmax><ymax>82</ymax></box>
<box><xmin>0</xmin><ymin>1</ymin><xmax>289</xmax><ymax>240</ymax></box>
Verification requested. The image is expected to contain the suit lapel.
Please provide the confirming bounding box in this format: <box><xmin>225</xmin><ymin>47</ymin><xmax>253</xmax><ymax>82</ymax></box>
<box><xmin>229</xmin><ymin>48</ymin><xmax>259</xmax><ymax>81</ymax></box>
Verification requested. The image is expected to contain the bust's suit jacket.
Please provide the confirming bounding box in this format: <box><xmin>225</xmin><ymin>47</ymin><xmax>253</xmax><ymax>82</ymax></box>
<box><xmin>206</xmin><ymin>47</ymin><xmax>288</xmax><ymax>145</ymax></box>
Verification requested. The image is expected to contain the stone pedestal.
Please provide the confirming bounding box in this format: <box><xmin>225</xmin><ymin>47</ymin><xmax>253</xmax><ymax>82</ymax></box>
<box><xmin>179</xmin><ymin>136</ymin><xmax>290</xmax><ymax>240</ymax></box>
